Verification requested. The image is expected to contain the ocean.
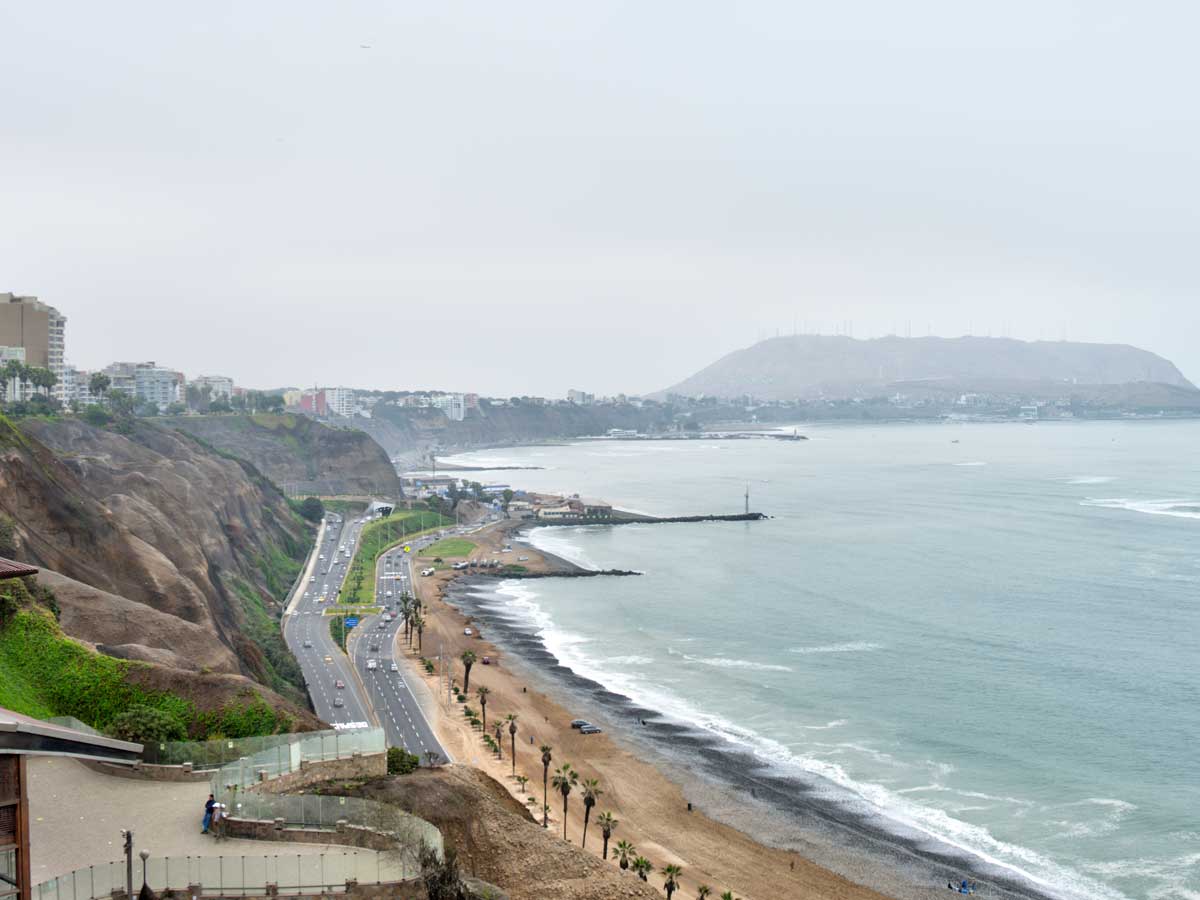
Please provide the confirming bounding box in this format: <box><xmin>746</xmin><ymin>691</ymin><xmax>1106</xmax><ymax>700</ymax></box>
<box><xmin>440</xmin><ymin>421</ymin><xmax>1200</xmax><ymax>900</ymax></box>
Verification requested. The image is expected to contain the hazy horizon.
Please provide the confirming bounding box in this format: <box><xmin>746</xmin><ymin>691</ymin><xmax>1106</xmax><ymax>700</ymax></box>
<box><xmin>4</xmin><ymin>2</ymin><xmax>1200</xmax><ymax>395</ymax></box>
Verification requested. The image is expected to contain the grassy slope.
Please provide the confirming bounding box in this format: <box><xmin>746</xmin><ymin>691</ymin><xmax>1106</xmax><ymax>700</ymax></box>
<box><xmin>341</xmin><ymin>510</ymin><xmax>453</xmax><ymax>604</ymax></box>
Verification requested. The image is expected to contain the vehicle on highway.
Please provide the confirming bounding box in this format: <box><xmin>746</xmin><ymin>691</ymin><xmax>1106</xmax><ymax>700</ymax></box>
<box><xmin>310</xmin><ymin>576</ymin><xmax>316</xmax><ymax>582</ymax></box>
<box><xmin>366</xmin><ymin>659</ymin><xmax>378</xmax><ymax>670</ymax></box>
<box><xmin>570</xmin><ymin>719</ymin><xmax>590</xmax><ymax>729</ymax></box>
<box><xmin>323</xmin><ymin>655</ymin><xmax>333</xmax><ymax>663</ymax></box>
<box><xmin>377</xmin><ymin>622</ymin><xmax>386</xmax><ymax>630</ymax></box>
<box><xmin>389</xmin><ymin>662</ymin><xmax>398</xmax><ymax>672</ymax></box>
<box><xmin>303</xmin><ymin>639</ymin><xmax>312</xmax><ymax>648</ymax></box>
<box><xmin>335</xmin><ymin>680</ymin><xmax>345</xmax><ymax>689</ymax></box>
<box><xmin>580</xmin><ymin>725</ymin><xmax>602</xmax><ymax>735</ymax></box>
<box><xmin>333</xmin><ymin>697</ymin><xmax>344</xmax><ymax>708</ymax></box>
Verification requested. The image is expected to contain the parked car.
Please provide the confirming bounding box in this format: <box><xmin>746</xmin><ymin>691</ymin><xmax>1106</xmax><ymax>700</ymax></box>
<box><xmin>570</xmin><ymin>719</ymin><xmax>590</xmax><ymax>730</ymax></box>
<box><xmin>579</xmin><ymin>725</ymin><xmax>602</xmax><ymax>735</ymax></box>
<box><xmin>463</xmin><ymin>627</ymin><xmax>473</xmax><ymax>636</ymax></box>
<box><xmin>481</xmin><ymin>656</ymin><xmax>491</xmax><ymax>665</ymax></box>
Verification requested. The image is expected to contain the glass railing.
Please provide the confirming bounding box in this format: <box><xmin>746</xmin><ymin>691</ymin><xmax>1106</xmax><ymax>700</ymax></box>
<box><xmin>33</xmin><ymin>850</ymin><xmax>411</xmax><ymax>900</ymax></box>
<box><xmin>208</xmin><ymin>728</ymin><xmax>386</xmax><ymax>791</ymax></box>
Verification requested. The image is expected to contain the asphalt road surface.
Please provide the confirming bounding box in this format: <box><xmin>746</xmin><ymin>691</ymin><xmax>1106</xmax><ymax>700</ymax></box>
<box><xmin>348</xmin><ymin>533</ymin><xmax>449</xmax><ymax>763</ymax></box>
<box><xmin>282</xmin><ymin>514</ymin><xmax>373</xmax><ymax>728</ymax></box>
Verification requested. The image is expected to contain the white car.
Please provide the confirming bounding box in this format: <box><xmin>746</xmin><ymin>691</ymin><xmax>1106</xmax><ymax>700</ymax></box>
<box><xmin>464</xmin><ymin>627</ymin><xmax>473</xmax><ymax>636</ymax></box>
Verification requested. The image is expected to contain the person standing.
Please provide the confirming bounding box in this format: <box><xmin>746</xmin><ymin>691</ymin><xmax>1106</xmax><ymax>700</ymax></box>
<box><xmin>202</xmin><ymin>794</ymin><xmax>215</xmax><ymax>833</ymax></box>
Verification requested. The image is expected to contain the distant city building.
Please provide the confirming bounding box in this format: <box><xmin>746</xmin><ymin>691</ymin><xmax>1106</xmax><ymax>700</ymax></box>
<box><xmin>102</xmin><ymin>361</ymin><xmax>182</xmax><ymax>410</ymax></box>
<box><xmin>298</xmin><ymin>389</ymin><xmax>327</xmax><ymax>416</ymax></box>
<box><xmin>192</xmin><ymin>374</ymin><xmax>234</xmax><ymax>400</ymax></box>
<box><xmin>432</xmin><ymin>393</ymin><xmax>466</xmax><ymax>421</ymax></box>
<box><xmin>0</xmin><ymin>293</ymin><xmax>67</xmax><ymax>401</ymax></box>
<box><xmin>567</xmin><ymin>389</ymin><xmax>594</xmax><ymax>405</ymax></box>
<box><xmin>464</xmin><ymin>393</ymin><xmax>480</xmax><ymax>411</ymax></box>
<box><xmin>282</xmin><ymin>388</ymin><xmax>303</xmax><ymax>408</ymax></box>
<box><xmin>324</xmin><ymin>386</ymin><xmax>356</xmax><ymax>417</ymax></box>
<box><xmin>61</xmin><ymin>365</ymin><xmax>96</xmax><ymax>407</ymax></box>
<box><xmin>607</xmin><ymin>428</ymin><xmax>638</xmax><ymax>438</ymax></box>
<box><xmin>0</xmin><ymin>346</ymin><xmax>28</xmax><ymax>401</ymax></box>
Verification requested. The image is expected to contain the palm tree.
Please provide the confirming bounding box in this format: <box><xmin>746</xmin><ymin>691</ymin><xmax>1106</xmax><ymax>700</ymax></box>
<box><xmin>662</xmin><ymin>864</ymin><xmax>683</xmax><ymax>899</ymax></box>
<box><xmin>632</xmin><ymin>856</ymin><xmax>653</xmax><ymax>881</ymax></box>
<box><xmin>580</xmin><ymin>778</ymin><xmax>603</xmax><ymax>849</ymax></box>
<box><xmin>719</xmin><ymin>892</ymin><xmax>737</xmax><ymax>900</ymax></box>
<box><xmin>596</xmin><ymin>811</ymin><xmax>617</xmax><ymax>859</ymax></box>
<box><xmin>697</xmin><ymin>888</ymin><xmax>712</xmax><ymax>899</ymax></box>
<box><xmin>614</xmin><ymin>840</ymin><xmax>635</xmax><ymax>871</ymax></box>
<box><xmin>506</xmin><ymin>713</ymin><xmax>518</xmax><ymax>775</ymax></box>
<box><xmin>551</xmin><ymin>763</ymin><xmax>578</xmax><ymax>841</ymax></box>
<box><xmin>413</xmin><ymin>612</ymin><xmax>425</xmax><ymax>652</ymax></box>
<box><xmin>540</xmin><ymin>744</ymin><xmax>553</xmax><ymax>828</ymax></box>
<box><xmin>476</xmin><ymin>686</ymin><xmax>490</xmax><ymax>732</ymax></box>
<box><xmin>460</xmin><ymin>650</ymin><xmax>477</xmax><ymax>692</ymax></box>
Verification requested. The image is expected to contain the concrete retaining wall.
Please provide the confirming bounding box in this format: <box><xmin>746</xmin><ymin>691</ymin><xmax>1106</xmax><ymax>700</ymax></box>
<box><xmin>80</xmin><ymin>759</ymin><xmax>211</xmax><ymax>782</ymax></box>
<box><xmin>247</xmin><ymin>752</ymin><xmax>387</xmax><ymax>794</ymax></box>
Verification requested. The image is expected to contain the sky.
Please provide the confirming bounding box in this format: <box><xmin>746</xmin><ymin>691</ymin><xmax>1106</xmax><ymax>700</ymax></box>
<box><xmin>3</xmin><ymin>1</ymin><xmax>1199</xmax><ymax>396</ymax></box>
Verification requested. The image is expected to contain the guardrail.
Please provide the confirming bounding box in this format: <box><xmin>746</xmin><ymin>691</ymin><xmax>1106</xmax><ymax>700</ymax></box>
<box><xmin>34</xmin><ymin>850</ymin><xmax>406</xmax><ymax>900</ymax></box>
<box><xmin>210</xmin><ymin>729</ymin><xmax>386</xmax><ymax>790</ymax></box>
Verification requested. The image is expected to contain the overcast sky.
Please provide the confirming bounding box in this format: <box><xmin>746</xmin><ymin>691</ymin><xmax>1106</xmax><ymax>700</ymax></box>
<box><xmin>3</xmin><ymin>2</ymin><xmax>1198</xmax><ymax>395</ymax></box>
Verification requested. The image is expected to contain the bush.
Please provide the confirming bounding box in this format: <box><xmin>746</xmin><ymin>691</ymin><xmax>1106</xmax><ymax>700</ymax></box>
<box><xmin>297</xmin><ymin>496</ymin><xmax>325</xmax><ymax>523</ymax></box>
<box><xmin>108</xmin><ymin>704</ymin><xmax>187</xmax><ymax>743</ymax></box>
<box><xmin>387</xmin><ymin>746</ymin><xmax>421</xmax><ymax>775</ymax></box>
<box><xmin>456</xmin><ymin>693</ymin><xmax>467</xmax><ymax>703</ymax></box>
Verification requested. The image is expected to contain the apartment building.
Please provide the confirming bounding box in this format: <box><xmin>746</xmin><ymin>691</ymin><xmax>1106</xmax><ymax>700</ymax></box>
<box><xmin>191</xmin><ymin>374</ymin><xmax>234</xmax><ymax>400</ymax></box>
<box><xmin>0</xmin><ymin>294</ymin><xmax>67</xmax><ymax>400</ymax></box>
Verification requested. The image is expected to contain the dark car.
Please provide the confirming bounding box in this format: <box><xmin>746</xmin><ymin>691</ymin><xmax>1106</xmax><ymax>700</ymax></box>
<box><xmin>570</xmin><ymin>719</ymin><xmax>590</xmax><ymax>729</ymax></box>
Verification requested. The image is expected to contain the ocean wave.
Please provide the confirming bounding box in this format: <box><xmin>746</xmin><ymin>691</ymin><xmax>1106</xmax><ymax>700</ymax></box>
<box><xmin>1081</xmin><ymin>498</ymin><xmax>1200</xmax><ymax>520</ymax></box>
<box><xmin>799</xmin><ymin>719</ymin><xmax>849</xmax><ymax>730</ymax></box>
<box><xmin>691</xmin><ymin>656</ymin><xmax>793</xmax><ymax>672</ymax></box>
<box><xmin>526</xmin><ymin>528</ymin><xmax>598</xmax><ymax>568</ymax></box>
<box><xmin>605</xmin><ymin>655</ymin><xmax>654</xmax><ymax>666</ymax></box>
<box><xmin>486</xmin><ymin>582</ymin><xmax>1129</xmax><ymax>900</ymax></box>
<box><xmin>789</xmin><ymin>641</ymin><xmax>884</xmax><ymax>655</ymax></box>
<box><xmin>954</xmin><ymin>461</ymin><xmax>988</xmax><ymax>467</ymax></box>
<box><xmin>1067</xmin><ymin>476</ymin><xmax>1115</xmax><ymax>485</ymax></box>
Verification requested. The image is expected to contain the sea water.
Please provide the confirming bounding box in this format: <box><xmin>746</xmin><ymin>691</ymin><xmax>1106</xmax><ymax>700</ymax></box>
<box><xmin>442</xmin><ymin>421</ymin><xmax>1200</xmax><ymax>900</ymax></box>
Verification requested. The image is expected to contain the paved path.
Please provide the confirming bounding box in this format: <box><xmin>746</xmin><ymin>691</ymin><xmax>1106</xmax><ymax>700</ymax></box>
<box><xmin>28</xmin><ymin>757</ymin><xmax>342</xmax><ymax>882</ymax></box>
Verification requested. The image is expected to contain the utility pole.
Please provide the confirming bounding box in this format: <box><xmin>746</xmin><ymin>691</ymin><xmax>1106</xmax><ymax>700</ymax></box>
<box><xmin>121</xmin><ymin>830</ymin><xmax>133</xmax><ymax>900</ymax></box>
<box><xmin>745</xmin><ymin>485</ymin><xmax>750</xmax><ymax>515</ymax></box>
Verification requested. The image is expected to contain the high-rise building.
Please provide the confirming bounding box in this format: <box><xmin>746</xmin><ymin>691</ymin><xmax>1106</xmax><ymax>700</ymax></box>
<box><xmin>102</xmin><ymin>361</ymin><xmax>183</xmax><ymax>411</ymax></box>
<box><xmin>432</xmin><ymin>393</ymin><xmax>466</xmax><ymax>421</ymax></box>
<box><xmin>324</xmin><ymin>386</ymin><xmax>356</xmax><ymax>417</ymax></box>
<box><xmin>0</xmin><ymin>293</ymin><xmax>67</xmax><ymax>400</ymax></box>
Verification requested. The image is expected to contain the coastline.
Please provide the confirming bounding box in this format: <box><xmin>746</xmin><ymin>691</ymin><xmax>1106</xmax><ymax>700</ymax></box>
<box><xmin>401</xmin><ymin>521</ymin><xmax>1066</xmax><ymax>900</ymax></box>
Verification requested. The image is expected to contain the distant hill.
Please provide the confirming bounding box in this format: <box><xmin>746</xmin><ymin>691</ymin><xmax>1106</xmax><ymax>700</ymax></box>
<box><xmin>658</xmin><ymin>335</ymin><xmax>1196</xmax><ymax>400</ymax></box>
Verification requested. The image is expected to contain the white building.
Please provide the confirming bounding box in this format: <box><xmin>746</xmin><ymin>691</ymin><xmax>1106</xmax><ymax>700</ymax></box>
<box><xmin>134</xmin><ymin>364</ymin><xmax>183</xmax><ymax>410</ymax></box>
<box><xmin>1</xmin><ymin>346</ymin><xmax>28</xmax><ymax>401</ymax></box>
<box><xmin>432</xmin><ymin>393</ymin><xmax>466</xmax><ymax>421</ymax></box>
<box><xmin>324</xmin><ymin>386</ymin><xmax>356</xmax><ymax>418</ymax></box>
<box><xmin>192</xmin><ymin>375</ymin><xmax>234</xmax><ymax>400</ymax></box>
<box><xmin>61</xmin><ymin>365</ymin><xmax>96</xmax><ymax>407</ymax></box>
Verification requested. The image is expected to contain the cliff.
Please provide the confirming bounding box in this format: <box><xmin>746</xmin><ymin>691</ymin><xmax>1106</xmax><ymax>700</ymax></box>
<box><xmin>0</xmin><ymin>414</ymin><xmax>318</xmax><ymax>724</ymax></box>
<box><xmin>659</xmin><ymin>335</ymin><xmax>1196</xmax><ymax>401</ymax></box>
<box><xmin>163</xmin><ymin>413</ymin><xmax>402</xmax><ymax>497</ymax></box>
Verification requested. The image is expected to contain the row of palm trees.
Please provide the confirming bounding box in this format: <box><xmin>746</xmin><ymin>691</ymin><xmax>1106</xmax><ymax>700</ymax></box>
<box><xmin>446</xmin><ymin>643</ymin><xmax>745</xmax><ymax>899</ymax></box>
<box><xmin>0</xmin><ymin>360</ymin><xmax>58</xmax><ymax>403</ymax></box>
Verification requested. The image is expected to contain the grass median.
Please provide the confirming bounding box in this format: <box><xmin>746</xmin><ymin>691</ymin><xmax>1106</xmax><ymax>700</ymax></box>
<box><xmin>339</xmin><ymin>509</ymin><xmax>454</xmax><ymax>604</ymax></box>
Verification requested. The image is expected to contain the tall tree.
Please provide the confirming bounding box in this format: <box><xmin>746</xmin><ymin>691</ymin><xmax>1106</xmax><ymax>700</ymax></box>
<box><xmin>580</xmin><ymin>778</ymin><xmax>603</xmax><ymax>849</ymax></box>
<box><xmin>540</xmin><ymin>744</ymin><xmax>553</xmax><ymax>829</ymax></box>
<box><xmin>632</xmin><ymin>857</ymin><xmax>653</xmax><ymax>881</ymax></box>
<box><xmin>551</xmin><ymin>763</ymin><xmax>578</xmax><ymax>841</ymax></box>
<box><xmin>460</xmin><ymin>650</ymin><xmax>477</xmax><ymax>693</ymax></box>
<box><xmin>597</xmin><ymin>811</ymin><xmax>618</xmax><ymax>860</ymax></box>
<box><xmin>614</xmin><ymin>840</ymin><xmax>635</xmax><ymax>871</ymax></box>
<box><xmin>506</xmin><ymin>713</ymin><xmax>518</xmax><ymax>776</ymax></box>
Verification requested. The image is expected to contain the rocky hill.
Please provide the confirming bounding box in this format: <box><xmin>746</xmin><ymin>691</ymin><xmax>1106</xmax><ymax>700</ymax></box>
<box><xmin>0</xmin><ymin>414</ymin><xmax>321</xmax><ymax>730</ymax></box>
<box><xmin>659</xmin><ymin>335</ymin><xmax>1196</xmax><ymax>401</ymax></box>
<box><xmin>163</xmin><ymin>412</ymin><xmax>402</xmax><ymax>497</ymax></box>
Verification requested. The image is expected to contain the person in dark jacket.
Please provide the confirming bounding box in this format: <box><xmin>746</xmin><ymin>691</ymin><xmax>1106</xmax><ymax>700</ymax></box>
<box><xmin>202</xmin><ymin>794</ymin><xmax>215</xmax><ymax>833</ymax></box>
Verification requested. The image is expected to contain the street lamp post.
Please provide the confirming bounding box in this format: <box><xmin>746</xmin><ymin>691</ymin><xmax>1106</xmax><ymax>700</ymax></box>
<box><xmin>120</xmin><ymin>830</ymin><xmax>133</xmax><ymax>900</ymax></box>
<box><xmin>138</xmin><ymin>850</ymin><xmax>150</xmax><ymax>895</ymax></box>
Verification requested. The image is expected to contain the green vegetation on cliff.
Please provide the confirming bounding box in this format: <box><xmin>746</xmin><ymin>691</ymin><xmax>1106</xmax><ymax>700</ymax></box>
<box><xmin>0</xmin><ymin>598</ymin><xmax>293</xmax><ymax>739</ymax></box>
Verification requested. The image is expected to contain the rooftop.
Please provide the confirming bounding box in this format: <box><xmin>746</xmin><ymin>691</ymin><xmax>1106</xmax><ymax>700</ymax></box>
<box><xmin>0</xmin><ymin>556</ymin><xmax>38</xmax><ymax>580</ymax></box>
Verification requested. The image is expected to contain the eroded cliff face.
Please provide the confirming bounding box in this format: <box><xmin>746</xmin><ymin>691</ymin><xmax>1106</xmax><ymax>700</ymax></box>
<box><xmin>0</xmin><ymin>416</ymin><xmax>311</xmax><ymax>704</ymax></box>
<box><xmin>163</xmin><ymin>413</ymin><xmax>401</xmax><ymax>498</ymax></box>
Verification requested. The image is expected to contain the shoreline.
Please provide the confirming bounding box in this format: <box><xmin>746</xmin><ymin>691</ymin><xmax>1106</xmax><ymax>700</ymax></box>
<box><xmin>401</xmin><ymin>521</ymin><xmax>1067</xmax><ymax>900</ymax></box>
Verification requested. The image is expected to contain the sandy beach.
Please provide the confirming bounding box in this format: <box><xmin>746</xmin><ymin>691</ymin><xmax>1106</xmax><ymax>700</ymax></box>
<box><xmin>398</xmin><ymin>520</ymin><xmax>902</xmax><ymax>900</ymax></box>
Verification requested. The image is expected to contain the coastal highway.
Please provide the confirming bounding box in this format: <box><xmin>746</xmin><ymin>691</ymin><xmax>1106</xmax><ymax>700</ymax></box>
<box><xmin>282</xmin><ymin>513</ymin><xmax>374</xmax><ymax>728</ymax></box>
<box><xmin>347</xmin><ymin>533</ymin><xmax>449</xmax><ymax>763</ymax></box>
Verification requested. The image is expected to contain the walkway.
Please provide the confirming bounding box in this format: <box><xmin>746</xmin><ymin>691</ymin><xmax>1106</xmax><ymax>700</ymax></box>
<box><xmin>28</xmin><ymin>757</ymin><xmax>343</xmax><ymax>882</ymax></box>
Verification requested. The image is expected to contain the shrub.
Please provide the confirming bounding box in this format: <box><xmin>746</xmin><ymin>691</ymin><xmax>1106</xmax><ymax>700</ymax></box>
<box><xmin>108</xmin><ymin>704</ymin><xmax>187</xmax><ymax>743</ymax></box>
<box><xmin>387</xmin><ymin>746</ymin><xmax>421</xmax><ymax>775</ymax></box>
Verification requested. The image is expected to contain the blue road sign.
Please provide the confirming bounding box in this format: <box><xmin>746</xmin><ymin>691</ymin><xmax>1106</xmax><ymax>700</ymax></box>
<box><xmin>344</xmin><ymin>617</ymin><xmax>359</xmax><ymax>628</ymax></box>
